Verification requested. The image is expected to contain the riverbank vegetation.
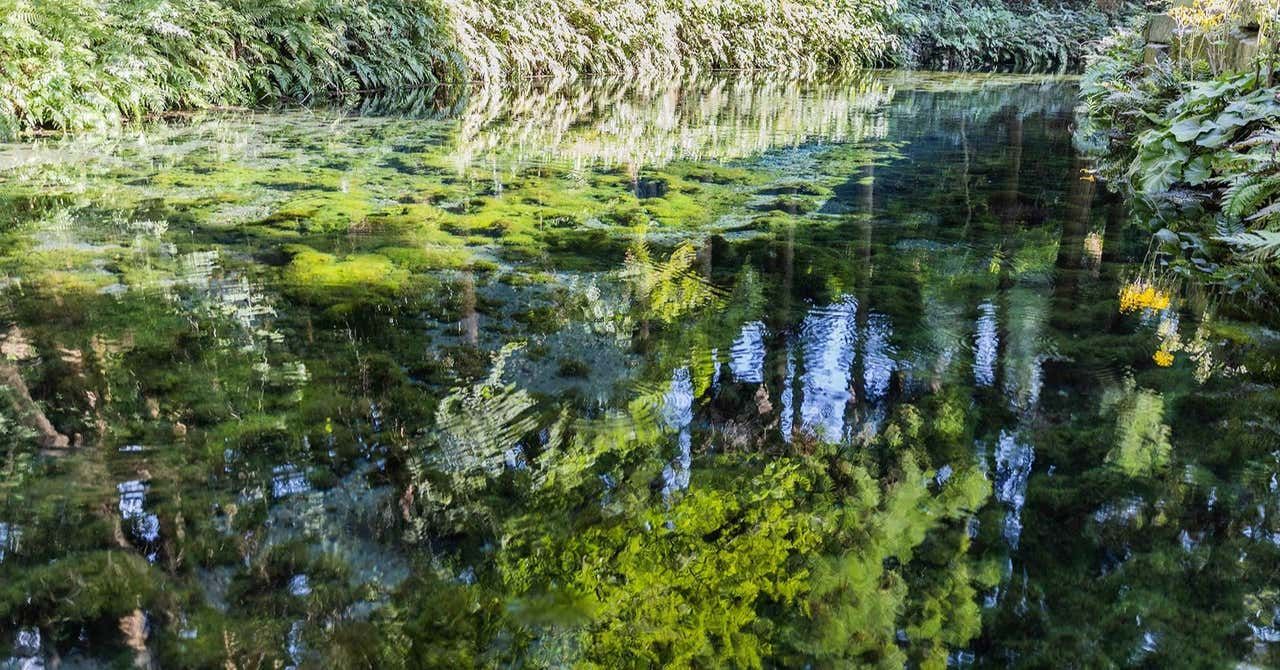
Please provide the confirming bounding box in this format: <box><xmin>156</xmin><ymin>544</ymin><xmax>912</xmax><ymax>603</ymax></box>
<box><xmin>0</xmin><ymin>0</ymin><xmax>1132</xmax><ymax>138</ymax></box>
<box><xmin>1079</xmin><ymin>0</ymin><xmax>1280</xmax><ymax>311</ymax></box>
<box><xmin>0</xmin><ymin>0</ymin><xmax>461</xmax><ymax>137</ymax></box>
<box><xmin>0</xmin><ymin>0</ymin><xmax>893</xmax><ymax>137</ymax></box>
<box><xmin>892</xmin><ymin>0</ymin><xmax>1125</xmax><ymax>71</ymax></box>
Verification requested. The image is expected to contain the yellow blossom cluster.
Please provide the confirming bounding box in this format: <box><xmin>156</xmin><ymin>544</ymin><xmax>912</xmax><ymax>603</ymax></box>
<box><xmin>1153</xmin><ymin>349</ymin><xmax>1175</xmax><ymax>367</ymax></box>
<box><xmin>1119</xmin><ymin>281</ymin><xmax>1172</xmax><ymax>313</ymax></box>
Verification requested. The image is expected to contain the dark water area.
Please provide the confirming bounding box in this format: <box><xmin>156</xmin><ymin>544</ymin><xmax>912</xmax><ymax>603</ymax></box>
<box><xmin>0</xmin><ymin>72</ymin><xmax>1277</xmax><ymax>669</ymax></box>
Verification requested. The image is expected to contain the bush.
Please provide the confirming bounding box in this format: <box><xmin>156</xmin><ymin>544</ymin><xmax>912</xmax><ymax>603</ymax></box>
<box><xmin>891</xmin><ymin>0</ymin><xmax>1129</xmax><ymax>71</ymax></box>
<box><xmin>445</xmin><ymin>0</ymin><xmax>897</xmax><ymax>81</ymax></box>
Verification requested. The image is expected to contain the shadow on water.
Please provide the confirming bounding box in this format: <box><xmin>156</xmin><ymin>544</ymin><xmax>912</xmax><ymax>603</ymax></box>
<box><xmin>0</xmin><ymin>71</ymin><xmax>1278</xmax><ymax>668</ymax></box>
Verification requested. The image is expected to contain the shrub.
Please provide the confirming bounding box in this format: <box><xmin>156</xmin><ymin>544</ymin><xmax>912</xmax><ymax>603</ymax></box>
<box><xmin>891</xmin><ymin>0</ymin><xmax>1130</xmax><ymax>71</ymax></box>
<box><xmin>1</xmin><ymin>0</ymin><xmax>1141</xmax><ymax>137</ymax></box>
<box><xmin>0</xmin><ymin>0</ymin><xmax>901</xmax><ymax>137</ymax></box>
<box><xmin>445</xmin><ymin>0</ymin><xmax>897</xmax><ymax>81</ymax></box>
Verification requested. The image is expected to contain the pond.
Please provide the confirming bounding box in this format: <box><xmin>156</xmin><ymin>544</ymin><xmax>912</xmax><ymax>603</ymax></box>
<box><xmin>0</xmin><ymin>71</ymin><xmax>1278</xmax><ymax>669</ymax></box>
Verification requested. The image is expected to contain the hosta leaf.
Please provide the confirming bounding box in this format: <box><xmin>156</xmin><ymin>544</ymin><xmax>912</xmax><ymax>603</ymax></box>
<box><xmin>1170</xmin><ymin>118</ymin><xmax>1206</xmax><ymax>142</ymax></box>
<box><xmin>1136</xmin><ymin>139</ymin><xmax>1190</xmax><ymax>193</ymax></box>
<box><xmin>1196</xmin><ymin>124</ymin><xmax>1232</xmax><ymax>148</ymax></box>
<box><xmin>1184</xmin><ymin>156</ymin><xmax>1212</xmax><ymax>185</ymax></box>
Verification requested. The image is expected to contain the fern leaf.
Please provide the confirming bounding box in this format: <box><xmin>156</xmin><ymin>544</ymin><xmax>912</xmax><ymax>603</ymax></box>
<box><xmin>1215</xmin><ymin>230</ymin><xmax>1280</xmax><ymax>262</ymax></box>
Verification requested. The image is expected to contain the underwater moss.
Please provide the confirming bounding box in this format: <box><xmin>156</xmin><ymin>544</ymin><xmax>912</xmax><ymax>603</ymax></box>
<box><xmin>758</xmin><ymin>195</ymin><xmax>820</xmax><ymax>215</ymax></box>
<box><xmin>378</xmin><ymin>245</ymin><xmax>476</xmax><ymax>271</ymax></box>
<box><xmin>283</xmin><ymin>246</ymin><xmax>409</xmax><ymax>302</ymax></box>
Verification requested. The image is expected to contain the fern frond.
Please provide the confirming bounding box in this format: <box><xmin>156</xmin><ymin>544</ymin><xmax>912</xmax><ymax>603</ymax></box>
<box><xmin>1215</xmin><ymin>217</ymin><xmax>1245</xmax><ymax>238</ymax></box>
<box><xmin>1222</xmin><ymin>173</ymin><xmax>1280</xmax><ymax>219</ymax></box>
<box><xmin>1215</xmin><ymin>230</ymin><xmax>1280</xmax><ymax>262</ymax></box>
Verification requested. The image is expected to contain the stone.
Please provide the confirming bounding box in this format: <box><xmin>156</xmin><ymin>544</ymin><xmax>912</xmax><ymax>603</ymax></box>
<box><xmin>1147</xmin><ymin>13</ymin><xmax>1176</xmax><ymax>44</ymax></box>
<box><xmin>1227</xmin><ymin>32</ymin><xmax>1261</xmax><ymax>72</ymax></box>
<box><xmin>1144</xmin><ymin>43</ymin><xmax>1170</xmax><ymax>66</ymax></box>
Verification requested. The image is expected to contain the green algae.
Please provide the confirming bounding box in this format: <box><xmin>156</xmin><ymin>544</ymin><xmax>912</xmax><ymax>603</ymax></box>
<box><xmin>264</xmin><ymin>190</ymin><xmax>379</xmax><ymax>234</ymax></box>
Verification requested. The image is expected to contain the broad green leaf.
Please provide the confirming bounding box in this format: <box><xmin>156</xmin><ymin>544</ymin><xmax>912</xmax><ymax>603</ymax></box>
<box><xmin>1184</xmin><ymin>156</ymin><xmax>1212</xmax><ymax>185</ymax></box>
<box><xmin>1170</xmin><ymin>118</ymin><xmax>1205</xmax><ymax>143</ymax></box>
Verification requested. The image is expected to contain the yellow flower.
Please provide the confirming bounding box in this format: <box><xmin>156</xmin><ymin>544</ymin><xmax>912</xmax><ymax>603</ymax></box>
<box><xmin>1153</xmin><ymin>349</ymin><xmax>1175</xmax><ymax>367</ymax></box>
<box><xmin>1119</xmin><ymin>281</ymin><xmax>1172</xmax><ymax>313</ymax></box>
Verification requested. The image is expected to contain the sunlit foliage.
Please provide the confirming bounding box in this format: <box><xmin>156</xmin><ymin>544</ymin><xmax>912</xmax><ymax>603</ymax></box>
<box><xmin>0</xmin><ymin>0</ymin><xmax>459</xmax><ymax>137</ymax></box>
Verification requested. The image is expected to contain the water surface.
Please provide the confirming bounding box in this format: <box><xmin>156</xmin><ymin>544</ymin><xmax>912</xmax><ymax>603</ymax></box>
<box><xmin>1</xmin><ymin>72</ymin><xmax>1278</xmax><ymax>669</ymax></box>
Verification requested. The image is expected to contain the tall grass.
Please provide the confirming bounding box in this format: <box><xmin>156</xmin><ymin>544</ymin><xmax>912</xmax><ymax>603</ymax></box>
<box><xmin>3</xmin><ymin>0</ymin><xmax>1117</xmax><ymax>137</ymax></box>
<box><xmin>0</xmin><ymin>0</ymin><xmax>458</xmax><ymax>137</ymax></box>
<box><xmin>445</xmin><ymin>0</ymin><xmax>897</xmax><ymax>81</ymax></box>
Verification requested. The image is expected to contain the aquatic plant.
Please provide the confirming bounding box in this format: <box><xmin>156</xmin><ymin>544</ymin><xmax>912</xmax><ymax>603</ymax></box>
<box><xmin>3</xmin><ymin>71</ymin><xmax>1278</xmax><ymax>669</ymax></box>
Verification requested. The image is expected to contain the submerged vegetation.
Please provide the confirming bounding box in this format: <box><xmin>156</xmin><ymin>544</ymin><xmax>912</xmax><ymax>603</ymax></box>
<box><xmin>2</xmin><ymin>70</ymin><xmax>1279</xmax><ymax>666</ymax></box>
<box><xmin>3</xmin><ymin>0</ymin><xmax>1280</xmax><ymax>664</ymax></box>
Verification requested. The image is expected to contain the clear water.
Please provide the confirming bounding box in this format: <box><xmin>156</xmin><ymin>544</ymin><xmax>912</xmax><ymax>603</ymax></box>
<box><xmin>0</xmin><ymin>71</ymin><xmax>1277</xmax><ymax>669</ymax></box>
